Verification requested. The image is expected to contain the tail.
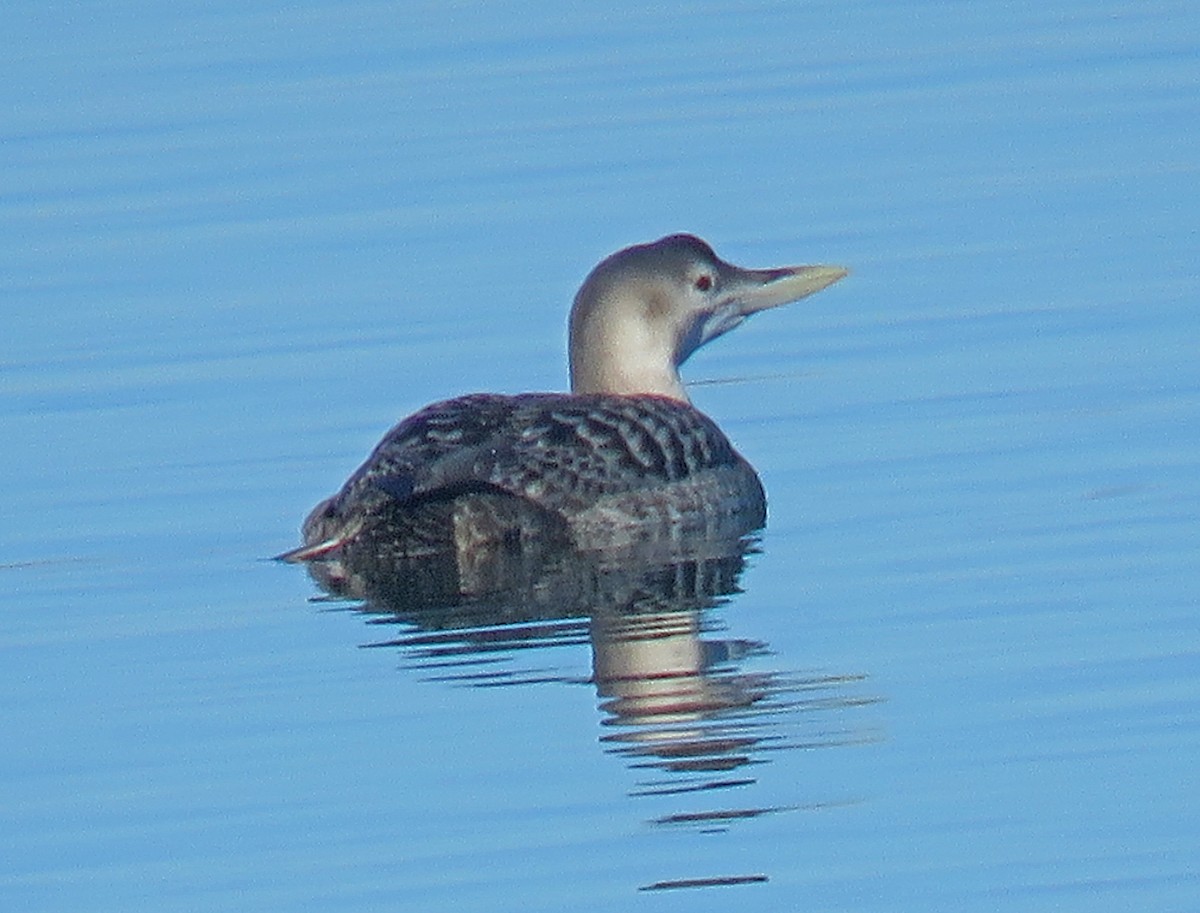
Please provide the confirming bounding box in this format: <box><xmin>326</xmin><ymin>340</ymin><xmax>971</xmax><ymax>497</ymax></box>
<box><xmin>273</xmin><ymin>535</ymin><xmax>347</xmax><ymax>563</ymax></box>
<box><xmin>274</xmin><ymin>500</ymin><xmax>365</xmax><ymax>563</ymax></box>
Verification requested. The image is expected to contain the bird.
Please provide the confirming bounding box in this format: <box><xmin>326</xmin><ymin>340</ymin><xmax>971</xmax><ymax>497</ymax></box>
<box><xmin>278</xmin><ymin>234</ymin><xmax>846</xmax><ymax>563</ymax></box>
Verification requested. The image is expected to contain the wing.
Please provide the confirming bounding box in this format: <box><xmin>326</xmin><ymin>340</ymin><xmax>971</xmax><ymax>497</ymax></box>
<box><xmin>338</xmin><ymin>392</ymin><xmax>746</xmax><ymax>516</ymax></box>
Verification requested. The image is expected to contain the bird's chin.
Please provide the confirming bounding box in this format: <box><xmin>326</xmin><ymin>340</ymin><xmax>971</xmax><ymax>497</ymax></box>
<box><xmin>678</xmin><ymin>305</ymin><xmax>747</xmax><ymax>362</ymax></box>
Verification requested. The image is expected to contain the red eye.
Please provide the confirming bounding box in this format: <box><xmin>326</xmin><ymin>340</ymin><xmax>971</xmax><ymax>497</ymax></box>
<box><xmin>695</xmin><ymin>275</ymin><xmax>713</xmax><ymax>291</ymax></box>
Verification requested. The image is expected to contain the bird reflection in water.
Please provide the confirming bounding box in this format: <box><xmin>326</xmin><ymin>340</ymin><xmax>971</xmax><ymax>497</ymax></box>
<box><xmin>297</xmin><ymin>527</ymin><xmax>879</xmax><ymax>867</ymax></box>
<box><xmin>592</xmin><ymin>606</ymin><xmax>870</xmax><ymax>810</ymax></box>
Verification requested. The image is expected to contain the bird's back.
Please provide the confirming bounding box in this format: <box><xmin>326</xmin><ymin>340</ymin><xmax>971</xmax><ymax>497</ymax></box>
<box><xmin>300</xmin><ymin>392</ymin><xmax>766</xmax><ymax>557</ymax></box>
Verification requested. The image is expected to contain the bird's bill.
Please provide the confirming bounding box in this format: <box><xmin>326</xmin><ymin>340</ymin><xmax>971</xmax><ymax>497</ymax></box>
<box><xmin>730</xmin><ymin>263</ymin><xmax>849</xmax><ymax>315</ymax></box>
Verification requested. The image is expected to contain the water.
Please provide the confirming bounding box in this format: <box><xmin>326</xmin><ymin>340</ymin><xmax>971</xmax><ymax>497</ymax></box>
<box><xmin>3</xmin><ymin>1</ymin><xmax>1198</xmax><ymax>910</ymax></box>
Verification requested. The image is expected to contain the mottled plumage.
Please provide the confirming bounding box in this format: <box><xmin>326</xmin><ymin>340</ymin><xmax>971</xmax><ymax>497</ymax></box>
<box><xmin>299</xmin><ymin>392</ymin><xmax>765</xmax><ymax>556</ymax></box>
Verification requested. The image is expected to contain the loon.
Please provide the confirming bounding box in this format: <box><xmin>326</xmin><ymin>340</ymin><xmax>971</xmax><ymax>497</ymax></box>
<box><xmin>279</xmin><ymin>234</ymin><xmax>846</xmax><ymax>562</ymax></box>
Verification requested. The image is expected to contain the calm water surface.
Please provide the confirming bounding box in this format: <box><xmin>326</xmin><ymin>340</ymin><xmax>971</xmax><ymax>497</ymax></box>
<box><xmin>3</xmin><ymin>1</ymin><xmax>1198</xmax><ymax>910</ymax></box>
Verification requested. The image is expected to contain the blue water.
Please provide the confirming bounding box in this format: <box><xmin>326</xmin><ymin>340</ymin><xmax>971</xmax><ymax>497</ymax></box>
<box><xmin>3</xmin><ymin>1</ymin><xmax>1198</xmax><ymax>910</ymax></box>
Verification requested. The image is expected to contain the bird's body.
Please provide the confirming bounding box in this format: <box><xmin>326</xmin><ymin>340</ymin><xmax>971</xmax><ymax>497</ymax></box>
<box><xmin>297</xmin><ymin>392</ymin><xmax>765</xmax><ymax>558</ymax></box>
<box><xmin>281</xmin><ymin>235</ymin><xmax>845</xmax><ymax>563</ymax></box>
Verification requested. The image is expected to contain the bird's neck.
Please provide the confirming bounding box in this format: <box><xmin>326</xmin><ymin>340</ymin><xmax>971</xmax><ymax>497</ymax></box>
<box><xmin>569</xmin><ymin>298</ymin><xmax>689</xmax><ymax>401</ymax></box>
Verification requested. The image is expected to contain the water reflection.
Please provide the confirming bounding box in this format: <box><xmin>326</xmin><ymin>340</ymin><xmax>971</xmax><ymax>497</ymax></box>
<box><xmin>298</xmin><ymin>533</ymin><xmax>877</xmax><ymax>888</ymax></box>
